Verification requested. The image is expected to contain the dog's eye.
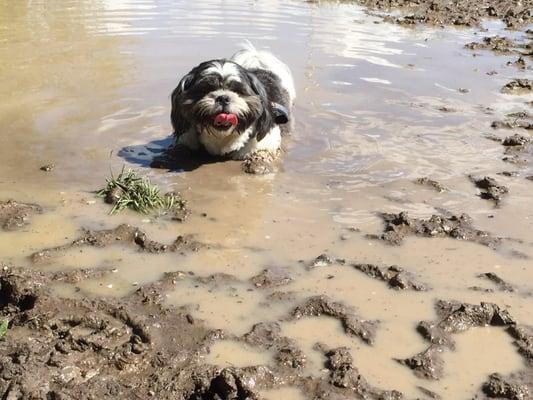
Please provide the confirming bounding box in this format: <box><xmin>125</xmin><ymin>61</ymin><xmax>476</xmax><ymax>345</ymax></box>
<box><xmin>227</xmin><ymin>81</ymin><xmax>246</xmax><ymax>94</ymax></box>
<box><xmin>197</xmin><ymin>82</ymin><xmax>217</xmax><ymax>93</ymax></box>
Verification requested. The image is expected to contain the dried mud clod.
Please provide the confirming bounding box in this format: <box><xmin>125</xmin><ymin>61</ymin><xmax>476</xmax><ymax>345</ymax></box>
<box><xmin>30</xmin><ymin>224</ymin><xmax>203</xmax><ymax>263</ymax></box>
<box><xmin>0</xmin><ymin>200</ymin><xmax>42</xmax><ymax>231</ymax></box>
<box><xmin>501</xmin><ymin>79</ymin><xmax>533</xmax><ymax>95</ymax></box>
<box><xmin>372</xmin><ymin>211</ymin><xmax>500</xmax><ymax>248</ymax></box>
<box><xmin>352</xmin><ymin>263</ymin><xmax>427</xmax><ymax>291</ymax></box>
<box><xmin>396</xmin><ymin>345</ymin><xmax>444</xmax><ymax>380</ymax></box>
<box><xmin>469</xmin><ymin>175</ymin><xmax>509</xmax><ymax>205</ymax></box>
<box><xmin>291</xmin><ymin>295</ymin><xmax>378</xmax><ymax>344</ymax></box>
<box><xmin>414</xmin><ymin>177</ymin><xmax>447</xmax><ymax>192</ymax></box>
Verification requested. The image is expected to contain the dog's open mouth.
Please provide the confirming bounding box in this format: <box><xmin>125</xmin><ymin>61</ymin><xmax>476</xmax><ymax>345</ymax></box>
<box><xmin>214</xmin><ymin>113</ymin><xmax>238</xmax><ymax>130</ymax></box>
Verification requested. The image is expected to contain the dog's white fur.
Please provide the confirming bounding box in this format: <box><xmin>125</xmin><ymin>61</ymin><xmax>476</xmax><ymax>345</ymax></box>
<box><xmin>177</xmin><ymin>43</ymin><xmax>294</xmax><ymax>159</ymax></box>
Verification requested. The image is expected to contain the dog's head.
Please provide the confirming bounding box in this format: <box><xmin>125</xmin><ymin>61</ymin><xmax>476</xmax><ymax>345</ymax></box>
<box><xmin>171</xmin><ymin>59</ymin><xmax>273</xmax><ymax>142</ymax></box>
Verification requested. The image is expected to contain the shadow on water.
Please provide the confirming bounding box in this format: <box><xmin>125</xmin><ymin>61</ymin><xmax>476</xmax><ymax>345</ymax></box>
<box><xmin>118</xmin><ymin>134</ymin><xmax>226</xmax><ymax>172</ymax></box>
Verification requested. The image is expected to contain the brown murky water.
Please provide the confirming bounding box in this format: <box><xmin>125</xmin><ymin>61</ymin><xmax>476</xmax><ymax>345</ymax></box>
<box><xmin>1</xmin><ymin>0</ymin><xmax>532</xmax><ymax>399</ymax></box>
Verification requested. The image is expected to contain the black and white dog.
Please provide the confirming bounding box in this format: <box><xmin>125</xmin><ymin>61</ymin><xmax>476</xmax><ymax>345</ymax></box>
<box><xmin>170</xmin><ymin>44</ymin><xmax>295</xmax><ymax>162</ymax></box>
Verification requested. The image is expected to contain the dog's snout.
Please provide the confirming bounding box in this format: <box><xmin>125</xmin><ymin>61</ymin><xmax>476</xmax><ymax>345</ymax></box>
<box><xmin>215</xmin><ymin>95</ymin><xmax>231</xmax><ymax>105</ymax></box>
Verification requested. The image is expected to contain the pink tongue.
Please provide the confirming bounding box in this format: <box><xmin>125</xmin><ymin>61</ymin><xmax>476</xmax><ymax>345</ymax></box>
<box><xmin>214</xmin><ymin>113</ymin><xmax>238</xmax><ymax>126</ymax></box>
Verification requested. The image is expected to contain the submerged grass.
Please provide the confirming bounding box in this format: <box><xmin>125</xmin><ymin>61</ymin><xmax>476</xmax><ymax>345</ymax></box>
<box><xmin>97</xmin><ymin>168</ymin><xmax>187</xmax><ymax>216</ymax></box>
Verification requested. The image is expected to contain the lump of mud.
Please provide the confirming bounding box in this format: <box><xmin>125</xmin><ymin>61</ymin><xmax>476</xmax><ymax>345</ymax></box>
<box><xmin>31</xmin><ymin>224</ymin><xmax>202</xmax><ymax>263</ymax></box>
<box><xmin>464</xmin><ymin>36</ymin><xmax>516</xmax><ymax>54</ymax></box>
<box><xmin>417</xmin><ymin>301</ymin><xmax>515</xmax><ymax>349</ymax></box>
<box><xmin>501</xmin><ymin>79</ymin><xmax>533</xmax><ymax>95</ymax></box>
<box><xmin>352</xmin><ymin>263</ymin><xmax>427</xmax><ymax>291</ymax></box>
<box><xmin>507</xmin><ymin>57</ymin><xmax>528</xmax><ymax>70</ymax></box>
<box><xmin>250</xmin><ymin>268</ymin><xmax>292</xmax><ymax>288</ymax></box>
<box><xmin>321</xmin><ymin>347</ymin><xmax>403</xmax><ymax>399</ymax></box>
<box><xmin>507</xmin><ymin>325</ymin><xmax>533</xmax><ymax>366</ymax></box>
<box><xmin>0</xmin><ymin>200</ymin><xmax>42</xmax><ymax>231</ymax></box>
<box><xmin>482</xmin><ymin>373</ymin><xmax>531</xmax><ymax>400</ymax></box>
<box><xmin>414</xmin><ymin>177</ymin><xmax>447</xmax><ymax>192</ymax></box>
<box><xmin>396</xmin><ymin>345</ymin><xmax>444</xmax><ymax>380</ymax></box>
<box><xmin>503</xmin><ymin>134</ymin><xmax>531</xmax><ymax>146</ymax></box>
<box><xmin>241</xmin><ymin>150</ymin><xmax>278</xmax><ymax>175</ymax></box>
<box><xmin>373</xmin><ymin>211</ymin><xmax>500</xmax><ymax>248</ymax></box>
<box><xmin>0</xmin><ymin>268</ymin><xmax>46</xmax><ymax>312</ymax></box>
<box><xmin>492</xmin><ymin>119</ymin><xmax>532</xmax><ymax>131</ymax></box>
<box><xmin>308</xmin><ymin>253</ymin><xmax>342</xmax><ymax>269</ymax></box>
<box><xmin>469</xmin><ymin>176</ymin><xmax>509</xmax><ymax>205</ymax></box>
<box><xmin>291</xmin><ymin>295</ymin><xmax>378</xmax><ymax>344</ymax></box>
<box><xmin>242</xmin><ymin>322</ymin><xmax>306</xmax><ymax>370</ymax></box>
<box><xmin>477</xmin><ymin>272</ymin><xmax>515</xmax><ymax>292</ymax></box>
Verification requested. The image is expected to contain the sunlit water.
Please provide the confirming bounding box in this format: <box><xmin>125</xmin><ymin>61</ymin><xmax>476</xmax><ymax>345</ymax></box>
<box><xmin>1</xmin><ymin>1</ymin><xmax>532</xmax><ymax>398</ymax></box>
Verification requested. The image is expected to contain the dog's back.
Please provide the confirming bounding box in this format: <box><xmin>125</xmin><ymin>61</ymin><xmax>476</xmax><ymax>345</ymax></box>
<box><xmin>231</xmin><ymin>42</ymin><xmax>296</xmax><ymax>105</ymax></box>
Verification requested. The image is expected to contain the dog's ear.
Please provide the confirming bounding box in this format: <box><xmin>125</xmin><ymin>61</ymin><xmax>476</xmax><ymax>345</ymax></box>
<box><xmin>247</xmin><ymin>72</ymin><xmax>274</xmax><ymax>142</ymax></box>
<box><xmin>170</xmin><ymin>73</ymin><xmax>194</xmax><ymax>136</ymax></box>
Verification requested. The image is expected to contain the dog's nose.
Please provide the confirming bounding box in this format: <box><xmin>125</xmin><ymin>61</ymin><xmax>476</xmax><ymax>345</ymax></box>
<box><xmin>215</xmin><ymin>95</ymin><xmax>231</xmax><ymax>105</ymax></box>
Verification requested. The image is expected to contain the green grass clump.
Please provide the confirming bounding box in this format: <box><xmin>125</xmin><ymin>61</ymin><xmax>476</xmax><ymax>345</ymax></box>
<box><xmin>97</xmin><ymin>168</ymin><xmax>186</xmax><ymax>215</ymax></box>
<box><xmin>0</xmin><ymin>319</ymin><xmax>8</xmax><ymax>339</ymax></box>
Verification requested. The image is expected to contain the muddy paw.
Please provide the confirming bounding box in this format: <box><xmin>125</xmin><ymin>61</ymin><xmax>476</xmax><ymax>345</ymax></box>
<box><xmin>241</xmin><ymin>151</ymin><xmax>278</xmax><ymax>174</ymax></box>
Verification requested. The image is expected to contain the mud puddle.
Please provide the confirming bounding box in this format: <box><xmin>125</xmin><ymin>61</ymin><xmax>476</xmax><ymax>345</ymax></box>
<box><xmin>1</xmin><ymin>0</ymin><xmax>533</xmax><ymax>399</ymax></box>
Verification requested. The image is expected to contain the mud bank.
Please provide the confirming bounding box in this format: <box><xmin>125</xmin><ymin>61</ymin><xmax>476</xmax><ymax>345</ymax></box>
<box><xmin>353</xmin><ymin>0</ymin><xmax>533</xmax><ymax>28</ymax></box>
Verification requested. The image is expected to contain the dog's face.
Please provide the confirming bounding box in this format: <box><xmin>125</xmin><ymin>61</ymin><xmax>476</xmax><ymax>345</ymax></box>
<box><xmin>171</xmin><ymin>60</ymin><xmax>272</xmax><ymax>142</ymax></box>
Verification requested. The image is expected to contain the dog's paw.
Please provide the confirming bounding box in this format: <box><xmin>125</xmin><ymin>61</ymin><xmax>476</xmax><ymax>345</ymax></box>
<box><xmin>242</xmin><ymin>150</ymin><xmax>278</xmax><ymax>175</ymax></box>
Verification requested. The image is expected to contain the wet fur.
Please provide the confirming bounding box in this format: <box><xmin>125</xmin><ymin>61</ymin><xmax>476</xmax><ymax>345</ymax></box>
<box><xmin>170</xmin><ymin>46</ymin><xmax>295</xmax><ymax>162</ymax></box>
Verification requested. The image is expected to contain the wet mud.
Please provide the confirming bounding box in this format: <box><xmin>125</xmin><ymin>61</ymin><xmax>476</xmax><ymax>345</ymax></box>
<box><xmin>30</xmin><ymin>224</ymin><xmax>203</xmax><ymax>264</ymax></box>
<box><xmin>469</xmin><ymin>176</ymin><xmax>509</xmax><ymax>205</ymax></box>
<box><xmin>371</xmin><ymin>211</ymin><xmax>501</xmax><ymax>248</ymax></box>
<box><xmin>501</xmin><ymin>79</ymin><xmax>533</xmax><ymax>95</ymax></box>
<box><xmin>352</xmin><ymin>263</ymin><xmax>427</xmax><ymax>291</ymax></box>
<box><xmin>355</xmin><ymin>0</ymin><xmax>533</xmax><ymax>28</ymax></box>
<box><xmin>0</xmin><ymin>267</ymin><xmax>416</xmax><ymax>400</ymax></box>
<box><xmin>0</xmin><ymin>201</ymin><xmax>42</xmax><ymax>232</ymax></box>
<box><xmin>2</xmin><ymin>0</ymin><xmax>533</xmax><ymax>398</ymax></box>
<box><xmin>396</xmin><ymin>300</ymin><xmax>533</xmax><ymax>398</ymax></box>
<box><xmin>414</xmin><ymin>178</ymin><xmax>447</xmax><ymax>192</ymax></box>
<box><xmin>291</xmin><ymin>296</ymin><xmax>378</xmax><ymax>345</ymax></box>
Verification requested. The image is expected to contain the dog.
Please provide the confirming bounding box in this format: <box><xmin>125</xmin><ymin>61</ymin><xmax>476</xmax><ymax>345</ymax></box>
<box><xmin>169</xmin><ymin>43</ymin><xmax>295</xmax><ymax>169</ymax></box>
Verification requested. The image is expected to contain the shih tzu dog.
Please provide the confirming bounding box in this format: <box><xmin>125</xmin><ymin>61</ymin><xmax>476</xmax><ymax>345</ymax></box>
<box><xmin>169</xmin><ymin>43</ymin><xmax>295</xmax><ymax>173</ymax></box>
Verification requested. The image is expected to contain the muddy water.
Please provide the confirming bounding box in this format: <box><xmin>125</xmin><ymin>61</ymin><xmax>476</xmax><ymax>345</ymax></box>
<box><xmin>1</xmin><ymin>0</ymin><xmax>532</xmax><ymax>399</ymax></box>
